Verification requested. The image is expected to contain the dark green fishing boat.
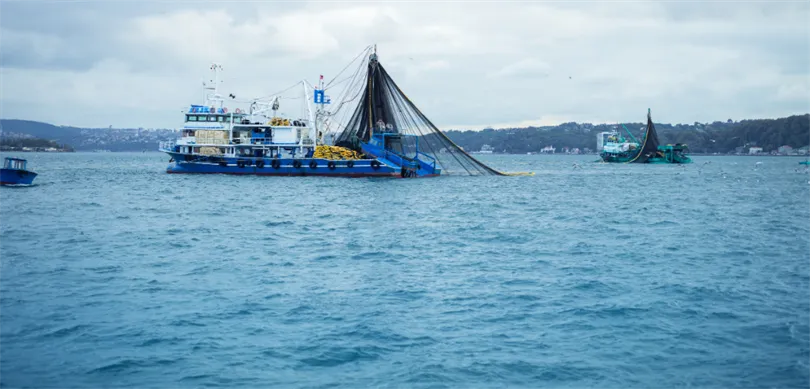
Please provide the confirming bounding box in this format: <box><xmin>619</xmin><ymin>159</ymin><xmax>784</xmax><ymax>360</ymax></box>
<box><xmin>598</xmin><ymin>109</ymin><xmax>692</xmax><ymax>164</ymax></box>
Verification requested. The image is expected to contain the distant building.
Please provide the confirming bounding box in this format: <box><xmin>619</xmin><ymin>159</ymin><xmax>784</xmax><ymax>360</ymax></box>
<box><xmin>479</xmin><ymin>144</ymin><xmax>494</xmax><ymax>154</ymax></box>
<box><xmin>749</xmin><ymin>147</ymin><xmax>763</xmax><ymax>155</ymax></box>
<box><xmin>540</xmin><ymin>145</ymin><xmax>556</xmax><ymax>153</ymax></box>
<box><xmin>797</xmin><ymin>146</ymin><xmax>810</xmax><ymax>155</ymax></box>
<box><xmin>777</xmin><ymin>145</ymin><xmax>794</xmax><ymax>155</ymax></box>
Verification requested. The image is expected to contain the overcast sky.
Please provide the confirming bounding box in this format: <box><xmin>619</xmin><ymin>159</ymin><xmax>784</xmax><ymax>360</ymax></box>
<box><xmin>1</xmin><ymin>1</ymin><xmax>808</xmax><ymax>130</ymax></box>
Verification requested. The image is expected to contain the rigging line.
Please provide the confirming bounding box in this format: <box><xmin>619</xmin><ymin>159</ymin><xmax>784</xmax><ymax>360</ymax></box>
<box><xmin>398</xmin><ymin>84</ymin><xmax>502</xmax><ymax>175</ymax></box>
<box><xmin>322</xmin><ymin>88</ymin><xmax>363</xmax><ymax>138</ymax></box>
<box><xmin>381</xmin><ymin>65</ymin><xmax>489</xmax><ymax>175</ymax></box>
<box><xmin>328</xmin><ymin>65</ymin><xmax>369</xmax><ymax>118</ymax></box>
<box><xmin>325</xmin><ymin>45</ymin><xmax>372</xmax><ymax>89</ymax></box>
<box><xmin>335</xmin><ymin>83</ymin><xmax>368</xmax><ymax>143</ymax></box>
<box><xmin>251</xmin><ymin>81</ymin><xmax>303</xmax><ymax>101</ymax></box>
<box><xmin>387</xmin><ymin>81</ymin><xmax>447</xmax><ymax>172</ymax></box>
<box><xmin>325</xmin><ymin>57</ymin><xmax>366</xmax><ymax>92</ymax></box>
<box><xmin>325</xmin><ymin>46</ymin><xmax>370</xmax><ymax>92</ymax></box>
<box><xmin>306</xmin><ymin>62</ymin><xmax>363</xmax><ymax>125</ymax></box>
<box><xmin>330</xmin><ymin>56</ymin><xmax>366</xmax><ymax>104</ymax></box>
<box><xmin>325</xmin><ymin>78</ymin><xmax>361</xmax><ymax>135</ymax></box>
<box><xmin>330</xmin><ymin>90</ymin><xmax>359</xmax><ymax>136</ymax></box>
<box><xmin>394</xmin><ymin>82</ymin><xmax>497</xmax><ymax>175</ymax></box>
<box><xmin>379</xmin><ymin>71</ymin><xmax>462</xmax><ymax>174</ymax></box>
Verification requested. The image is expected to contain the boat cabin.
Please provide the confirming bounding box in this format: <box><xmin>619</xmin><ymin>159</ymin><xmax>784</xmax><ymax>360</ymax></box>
<box><xmin>368</xmin><ymin>133</ymin><xmax>419</xmax><ymax>158</ymax></box>
<box><xmin>3</xmin><ymin>157</ymin><xmax>28</xmax><ymax>171</ymax></box>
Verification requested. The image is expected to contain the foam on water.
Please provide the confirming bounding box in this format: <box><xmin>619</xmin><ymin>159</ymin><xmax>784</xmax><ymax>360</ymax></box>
<box><xmin>2</xmin><ymin>152</ymin><xmax>809</xmax><ymax>388</ymax></box>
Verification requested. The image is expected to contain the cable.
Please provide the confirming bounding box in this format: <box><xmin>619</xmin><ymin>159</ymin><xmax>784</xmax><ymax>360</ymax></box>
<box><xmin>325</xmin><ymin>46</ymin><xmax>372</xmax><ymax>89</ymax></box>
<box><xmin>251</xmin><ymin>81</ymin><xmax>303</xmax><ymax>101</ymax></box>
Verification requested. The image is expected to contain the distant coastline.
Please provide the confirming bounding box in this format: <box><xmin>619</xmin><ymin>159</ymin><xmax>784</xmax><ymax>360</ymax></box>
<box><xmin>1</xmin><ymin>114</ymin><xmax>808</xmax><ymax>155</ymax></box>
<box><xmin>0</xmin><ymin>136</ymin><xmax>74</xmax><ymax>152</ymax></box>
<box><xmin>0</xmin><ymin>148</ymin><xmax>74</xmax><ymax>153</ymax></box>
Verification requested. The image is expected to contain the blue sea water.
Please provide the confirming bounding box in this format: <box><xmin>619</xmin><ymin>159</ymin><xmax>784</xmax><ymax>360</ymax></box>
<box><xmin>1</xmin><ymin>152</ymin><xmax>809</xmax><ymax>388</ymax></box>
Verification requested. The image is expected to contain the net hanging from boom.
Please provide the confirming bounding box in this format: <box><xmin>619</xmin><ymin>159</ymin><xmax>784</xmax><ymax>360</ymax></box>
<box><xmin>334</xmin><ymin>51</ymin><xmax>519</xmax><ymax>176</ymax></box>
<box><xmin>628</xmin><ymin>109</ymin><xmax>661</xmax><ymax>163</ymax></box>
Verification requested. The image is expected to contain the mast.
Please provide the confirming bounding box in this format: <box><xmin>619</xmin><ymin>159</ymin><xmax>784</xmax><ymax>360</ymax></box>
<box><xmin>307</xmin><ymin>81</ymin><xmax>316</xmax><ymax>146</ymax></box>
<box><xmin>368</xmin><ymin>46</ymin><xmax>377</xmax><ymax>140</ymax></box>
<box><xmin>203</xmin><ymin>63</ymin><xmax>223</xmax><ymax>108</ymax></box>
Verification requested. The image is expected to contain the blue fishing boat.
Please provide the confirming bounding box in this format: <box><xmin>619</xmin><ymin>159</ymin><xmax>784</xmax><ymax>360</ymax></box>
<box><xmin>0</xmin><ymin>157</ymin><xmax>37</xmax><ymax>186</ymax></box>
<box><xmin>160</xmin><ymin>47</ymin><xmax>528</xmax><ymax>177</ymax></box>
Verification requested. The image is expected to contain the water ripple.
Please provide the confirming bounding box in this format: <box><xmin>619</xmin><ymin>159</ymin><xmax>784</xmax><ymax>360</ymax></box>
<box><xmin>1</xmin><ymin>153</ymin><xmax>808</xmax><ymax>388</ymax></box>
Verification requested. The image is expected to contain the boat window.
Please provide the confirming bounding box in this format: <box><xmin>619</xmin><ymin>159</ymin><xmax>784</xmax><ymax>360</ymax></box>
<box><xmin>186</xmin><ymin>115</ymin><xmax>196</xmax><ymax>122</ymax></box>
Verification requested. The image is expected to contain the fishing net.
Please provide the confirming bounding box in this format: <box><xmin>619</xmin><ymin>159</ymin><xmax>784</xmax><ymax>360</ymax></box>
<box><xmin>629</xmin><ymin>110</ymin><xmax>661</xmax><ymax>163</ymax></box>
<box><xmin>333</xmin><ymin>52</ymin><xmax>523</xmax><ymax>176</ymax></box>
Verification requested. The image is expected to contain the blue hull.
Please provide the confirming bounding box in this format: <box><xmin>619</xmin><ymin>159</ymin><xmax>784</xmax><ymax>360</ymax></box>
<box><xmin>0</xmin><ymin>168</ymin><xmax>37</xmax><ymax>185</ymax></box>
<box><xmin>166</xmin><ymin>158</ymin><xmax>435</xmax><ymax>177</ymax></box>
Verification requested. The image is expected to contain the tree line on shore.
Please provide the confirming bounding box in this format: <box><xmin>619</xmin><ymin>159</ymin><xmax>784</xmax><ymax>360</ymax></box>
<box><xmin>1</xmin><ymin>114</ymin><xmax>807</xmax><ymax>154</ymax></box>
<box><xmin>445</xmin><ymin>114</ymin><xmax>809</xmax><ymax>154</ymax></box>
<box><xmin>0</xmin><ymin>137</ymin><xmax>74</xmax><ymax>152</ymax></box>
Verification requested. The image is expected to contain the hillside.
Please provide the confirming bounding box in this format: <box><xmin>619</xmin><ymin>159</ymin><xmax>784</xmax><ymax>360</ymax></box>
<box><xmin>1</xmin><ymin>114</ymin><xmax>808</xmax><ymax>154</ymax></box>
<box><xmin>0</xmin><ymin>136</ymin><xmax>74</xmax><ymax>152</ymax></box>
<box><xmin>446</xmin><ymin>114</ymin><xmax>810</xmax><ymax>154</ymax></box>
<box><xmin>0</xmin><ymin>120</ymin><xmax>177</xmax><ymax>151</ymax></box>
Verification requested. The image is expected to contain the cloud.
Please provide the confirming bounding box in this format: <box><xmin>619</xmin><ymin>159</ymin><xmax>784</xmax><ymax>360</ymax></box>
<box><xmin>489</xmin><ymin>59</ymin><xmax>551</xmax><ymax>79</ymax></box>
<box><xmin>1</xmin><ymin>2</ymin><xmax>808</xmax><ymax>129</ymax></box>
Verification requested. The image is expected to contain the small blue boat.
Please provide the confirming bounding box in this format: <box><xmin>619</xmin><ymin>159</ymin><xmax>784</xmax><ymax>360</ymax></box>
<box><xmin>1</xmin><ymin>157</ymin><xmax>37</xmax><ymax>186</ymax></box>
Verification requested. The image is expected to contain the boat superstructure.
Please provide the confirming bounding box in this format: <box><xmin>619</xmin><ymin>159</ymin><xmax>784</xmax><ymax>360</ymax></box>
<box><xmin>160</xmin><ymin>47</ymin><xmax>530</xmax><ymax>177</ymax></box>
<box><xmin>598</xmin><ymin>109</ymin><xmax>692</xmax><ymax>164</ymax></box>
<box><xmin>159</xmin><ymin>57</ymin><xmax>443</xmax><ymax>177</ymax></box>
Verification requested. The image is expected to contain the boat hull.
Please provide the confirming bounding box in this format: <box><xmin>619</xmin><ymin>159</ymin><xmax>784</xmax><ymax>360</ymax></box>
<box><xmin>599</xmin><ymin>152</ymin><xmax>692</xmax><ymax>164</ymax></box>
<box><xmin>0</xmin><ymin>168</ymin><xmax>37</xmax><ymax>185</ymax></box>
<box><xmin>166</xmin><ymin>159</ymin><xmax>427</xmax><ymax>177</ymax></box>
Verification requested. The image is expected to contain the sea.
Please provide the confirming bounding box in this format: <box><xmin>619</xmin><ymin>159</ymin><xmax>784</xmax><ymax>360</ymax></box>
<box><xmin>1</xmin><ymin>152</ymin><xmax>808</xmax><ymax>388</ymax></box>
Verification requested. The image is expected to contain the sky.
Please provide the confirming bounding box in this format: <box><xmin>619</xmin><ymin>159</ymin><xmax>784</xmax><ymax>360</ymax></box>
<box><xmin>1</xmin><ymin>0</ymin><xmax>808</xmax><ymax>130</ymax></box>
